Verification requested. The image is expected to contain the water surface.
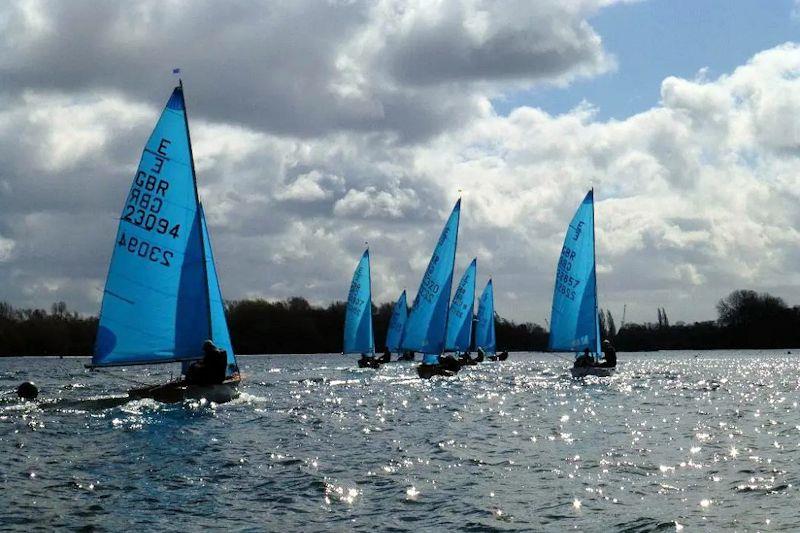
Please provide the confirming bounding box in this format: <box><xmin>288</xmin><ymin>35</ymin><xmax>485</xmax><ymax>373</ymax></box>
<box><xmin>1</xmin><ymin>351</ymin><xmax>798</xmax><ymax>531</ymax></box>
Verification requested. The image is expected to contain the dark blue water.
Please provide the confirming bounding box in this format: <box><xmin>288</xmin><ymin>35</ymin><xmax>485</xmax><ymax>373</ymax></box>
<box><xmin>1</xmin><ymin>351</ymin><xmax>798</xmax><ymax>531</ymax></box>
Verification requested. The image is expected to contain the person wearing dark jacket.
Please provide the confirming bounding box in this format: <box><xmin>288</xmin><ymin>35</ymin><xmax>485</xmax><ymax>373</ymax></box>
<box><xmin>574</xmin><ymin>348</ymin><xmax>594</xmax><ymax>368</ymax></box>
<box><xmin>185</xmin><ymin>340</ymin><xmax>228</xmax><ymax>385</ymax></box>
<box><xmin>597</xmin><ymin>340</ymin><xmax>617</xmax><ymax>368</ymax></box>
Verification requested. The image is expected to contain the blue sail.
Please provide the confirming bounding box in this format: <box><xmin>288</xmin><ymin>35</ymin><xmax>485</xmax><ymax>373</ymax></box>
<box><xmin>385</xmin><ymin>290</ymin><xmax>408</xmax><ymax>353</ymax></box>
<box><xmin>401</xmin><ymin>199</ymin><xmax>461</xmax><ymax>363</ymax></box>
<box><xmin>93</xmin><ymin>86</ymin><xmax>211</xmax><ymax>367</ymax></box>
<box><xmin>343</xmin><ymin>249</ymin><xmax>375</xmax><ymax>355</ymax></box>
<box><xmin>199</xmin><ymin>204</ymin><xmax>238</xmax><ymax>376</ymax></box>
<box><xmin>548</xmin><ymin>190</ymin><xmax>601</xmax><ymax>355</ymax></box>
<box><xmin>445</xmin><ymin>258</ymin><xmax>477</xmax><ymax>352</ymax></box>
<box><xmin>475</xmin><ymin>279</ymin><xmax>496</xmax><ymax>354</ymax></box>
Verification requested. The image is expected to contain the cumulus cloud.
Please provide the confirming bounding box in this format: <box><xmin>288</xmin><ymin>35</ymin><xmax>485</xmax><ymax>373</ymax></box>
<box><xmin>334</xmin><ymin>186</ymin><xmax>418</xmax><ymax>219</ymax></box>
<box><xmin>0</xmin><ymin>0</ymin><xmax>618</xmax><ymax>140</ymax></box>
<box><xmin>0</xmin><ymin>1</ymin><xmax>799</xmax><ymax>326</ymax></box>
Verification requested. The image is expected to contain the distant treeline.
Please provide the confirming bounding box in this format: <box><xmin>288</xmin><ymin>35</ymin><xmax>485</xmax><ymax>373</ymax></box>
<box><xmin>0</xmin><ymin>297</ymin><xmax>547</xmax><ymax>356</ymax></box>
<box><xmin>0</xmin><ymin>289</ymin><xmax>797</xmax><ymax>356</ymax></box>
<box><xmin>603</xmin><ymin>290</ymin><xmax>800</xmax><ymax>351</ymax></box>
<box><xmin>225</xmin><ymin>297</ymin><xmax>548</xmax><ymax>354</ymax></box>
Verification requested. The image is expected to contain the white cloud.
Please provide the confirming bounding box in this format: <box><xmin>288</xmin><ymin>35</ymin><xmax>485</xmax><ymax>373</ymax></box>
<box><xmin>275</xmin><ymin>171</ymin><xmax>340</xmax><ymax>202</ymax></box>
<box><xmin>333</xmin><ymin>186</ymin><xmax>418</xmax><ymax>218</ymax></box>
<box><xmin>0</xmin><ymin>2</ymin><xmax>799</xmax><ymax>326</ymax></box>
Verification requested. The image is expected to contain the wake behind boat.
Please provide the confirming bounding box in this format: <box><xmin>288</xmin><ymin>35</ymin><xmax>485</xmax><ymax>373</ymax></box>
<box><xmin>88</xmin><ymin>81</ymin><xmax>241</xmax><ymax>403</ymax></box>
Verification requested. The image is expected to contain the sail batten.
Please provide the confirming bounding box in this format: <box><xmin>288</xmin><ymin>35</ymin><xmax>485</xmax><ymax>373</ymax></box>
<box><xmin>385</xmin><ymin>290</ymin><xmax>408</xmax><ymax>353</ymax></box>
<box><xmin>401</xmin><ymin>199</ymin><xmax>461</xmax><ymax>359</ymax></box>
<box><xmin>445</xmin><ymin>258</ymin><xmax>477</xmax><ymax>352</ymax></box>
<box><xmin>548</xmin><ymin>190</ymin><xmax>601</xmax><ymax>355</ymax></box>
<box><xmin>475</xmin><ymin>279</ymin><xmax>496</xmax><ymax>354</ymax></box>
<box><xmin>343</xmin><ymin>249</ymin><xmax>375</xmax><ymax>355</ymax></box>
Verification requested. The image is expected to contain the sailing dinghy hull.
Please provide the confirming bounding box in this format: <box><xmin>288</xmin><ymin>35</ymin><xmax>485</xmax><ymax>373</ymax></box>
<box><xmin>570</xmin><ymin>366</ymin><xmax>614</xmax><ymax>378</ymax></box>
<box><xmin>417</xmin><ymin>364</ymin><xmax>455</xmax><ymax>379</ymax></box>
<box><xmin>128</xmin><ymin>377</ymin><xmax>240</xmax><ymax>404</ymax></box>
<box><xmin>357</xmin><ymin>358</ymin><xmax>382</xmax><ymax>369</ymax></box>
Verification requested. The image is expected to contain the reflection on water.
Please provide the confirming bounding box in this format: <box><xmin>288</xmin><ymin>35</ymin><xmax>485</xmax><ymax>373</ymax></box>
<box><xmin>1</xmin><ymin>351</ymin><xmax>799</xmax><ymax>531</ymax></box>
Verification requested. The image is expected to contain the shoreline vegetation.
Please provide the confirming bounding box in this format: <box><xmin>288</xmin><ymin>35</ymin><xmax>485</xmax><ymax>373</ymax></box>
<box><xmin>0</xmin><ymin>290</ymin><xmax>797</xmax><ymax>357</ymax></box>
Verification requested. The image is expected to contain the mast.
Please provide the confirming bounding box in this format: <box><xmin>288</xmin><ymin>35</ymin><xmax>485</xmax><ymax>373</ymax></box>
<box><xmin>366</xmin><ymin>246</ymin><xmax>374</xmax><ymax>356</ymax></box>
<box><xmin>178</xmin><ymin>79</ymin><xmax>213</xmax><ymax>342</ymax></box>
<box><xmin>590</xmin><ymin>188</ymin><xmax>601</xmax><ymax>357</ymax></box>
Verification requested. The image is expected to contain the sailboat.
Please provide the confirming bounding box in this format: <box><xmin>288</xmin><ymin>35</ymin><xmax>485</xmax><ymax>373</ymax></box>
<box><xmin>343</xmin><ymin>249</ymin><xmax>377</xmax><ymax>368</ymax></box>
<box><xmin>475</xmin><ymin>279</ymin><xmax>500</xmax><ymax>360</ymax></box>
<box><xmin>401</xmin><ymin>199</ymin><xmax>461</xmax><ymax>379</ymax></box>
<box><xmin>547</xmin><ymin>189</ymin><xmax>612</xmax><ymax>378</ymax></box>
<box><xmin>89</xmin><ymin>81</ymin><xmax>240</xmax><ymax>403</ymax></box>
<box><xmin>444</xmin><ymin>258</ymin><xmax>477</xmax><ymax>366</ymax></box>
<box><xmin>385</xmin><ymin>290</ymin><xmax>413</xmax><ymax>361</ymax></box>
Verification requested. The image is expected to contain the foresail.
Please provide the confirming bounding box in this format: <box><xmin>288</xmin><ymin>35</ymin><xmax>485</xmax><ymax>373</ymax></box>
<box><xmin>93</xmin><ymin>86</ymin><xmax>210</xmax><ymax>367</ymax></box>
<box><xmin>445</xmin><ymin>258</ymin><xmax>476</xmax><ymax>352</ymax></box>
<box><xmin>343</xmin><ymin>249</ymin><xmax>375</xmax><ymax>354</ymax></box>
<box><xmin>385</xmin><ymin>290</ymin><xmax>407</xmax><ymax>353</ymax></box>
<box><xmin>548</xmin><ymin>190</ymin><xmax>600</xmax><ymax>354</ymax></box>
<box><xmin>199</xmin><ymin>205</ymin><xmax>238</xmax><ymax>376</ymax></box>
<box><xmin>401</xmin><ymin>199</ymin><xmax>460</xmax><ymax>354</ymax></box>
<box><xmin>476</xmin><ymin>279</ymin><xmax>496</xmax><ymax>354</ymax></box>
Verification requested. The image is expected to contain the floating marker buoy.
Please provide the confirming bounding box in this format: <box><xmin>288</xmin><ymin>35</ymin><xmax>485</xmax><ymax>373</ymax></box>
<box><xmin>17</xmin><ymin>382</ymin><xmax>38</xmax><ymax>400</ymax></box>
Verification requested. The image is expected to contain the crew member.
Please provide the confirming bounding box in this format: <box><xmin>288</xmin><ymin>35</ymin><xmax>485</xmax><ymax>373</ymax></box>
<box><xmin>574</xmin><ymin>348</ymin><xmax>594</xmax><ymax>368</ymax></box>
<box><xmin>186</xmin><ymin>340</ymin><xmax>228</xmax><ymax>385</ymax></box>
<box><xmin>597</xmin><ymin>340</ymin><xmax>617</xmax><ymax>368</ymax></box>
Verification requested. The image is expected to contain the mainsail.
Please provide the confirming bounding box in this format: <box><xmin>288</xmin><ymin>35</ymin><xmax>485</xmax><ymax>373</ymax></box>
<box><xmin>385</xmin><ymin>290</ymin><xmax>408</xmax><ymax>353</ymax></box>
<box><xmin>93</xmin><ymin>85</ymin><xmax>214</xmax><ymax>367</ymax></box>
<box><xmin>401</xmin><ymin>199</ymin><xmax>461</xmax><ymax>362</ymax></box>
<box><xmin>445</xmin><ymin>258</ymin><xmax>477</xmax><ymax>352</ymax></box>
<box><xmin>343</xmin><ymin>249</ymin><xmax>375</xmax><ymax>355</ymax></box>
<box><xmin>475</xmin><ymin>279</ymin><xmax>496</xmax><ymax>354</ymax></box>
<box><xmin>548</xmin><ymin>189</ymin><xmax>601</xmax><ymax>355</ymax></box>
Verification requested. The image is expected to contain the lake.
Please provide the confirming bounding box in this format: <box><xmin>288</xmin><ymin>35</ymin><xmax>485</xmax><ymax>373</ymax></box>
<box><xmin>1</xmin><ymin>351</ymin><xmax>798</xmax><ymax>531</ymax></box>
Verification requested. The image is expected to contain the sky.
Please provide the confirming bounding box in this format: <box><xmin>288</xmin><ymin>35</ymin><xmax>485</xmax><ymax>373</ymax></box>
<box><xmin>1</xmin><ymin>0</ymin><xmax>799</xmax><ymax>326</ymax></box>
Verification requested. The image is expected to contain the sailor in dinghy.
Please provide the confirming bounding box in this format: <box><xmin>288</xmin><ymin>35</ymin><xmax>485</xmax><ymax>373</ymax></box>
<box><xmin>401</xmin><ymin>200</ymin><xmax>462</xmax><ymax>379</ymax></box>
<box><xmin>385</xmin><ymin>290</ymin><xmax>414</xmax><ymax>362</ymax></box>
<box><xmin>443</xmin><ymin>258</ymin><xmax>478</xmax><ymax>368</ymax></box>
<box><xmin>344</xmin><ymin>249</ymin><xmax>380</xmax><ymax>369</ymax></box>
<box><xmin>89</xmin><ymin>81</ymin><xmax>241</xmax><ymax>403</ymax></box>
<box><xmin>546</xmin><ymin>189</ymin><xmax>616</xmax><ymax>378</ymax></box>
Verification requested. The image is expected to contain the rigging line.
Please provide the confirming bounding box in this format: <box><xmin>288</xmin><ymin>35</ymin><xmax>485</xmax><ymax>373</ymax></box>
<box><xmin>98</xmin><ymin>370</ymin><xmax>154</xmax><ymax>387</ymax></box>
<box><xmin>550</xmin><ymin>352</ymin><xmax>576</xmax><ymax>363</ymax></box>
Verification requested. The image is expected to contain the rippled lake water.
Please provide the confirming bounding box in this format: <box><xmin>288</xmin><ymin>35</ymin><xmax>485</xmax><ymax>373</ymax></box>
<box><xmin>2</xmin><ymin>351</ymin><xmax>799</xmax><ymax>531</ymax></box>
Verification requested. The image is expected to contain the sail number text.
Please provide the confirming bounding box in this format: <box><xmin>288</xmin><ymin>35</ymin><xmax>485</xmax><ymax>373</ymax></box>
<box><xmin>419</xmin><ymin>254</ymin><xmax>441</xmax><ymax>303</ymax></box>
<box><xmin>117</xmin><ymin>233</ymin><xmax>173</xmax><ymax>267</ymax></box>
<box><xmin>556</xmin><ymin>246</ymin><xmax>582</xmax><ymax>301</ymax></box>
<box><xmin>348</xmin><ymin>271</ymin><xmax>365</xmax><ymax>310</ymax></box>
<box><xmin>122</xmin><ymin>138</ymin><xmax>181</xmax><ymax>239</ymax></box>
